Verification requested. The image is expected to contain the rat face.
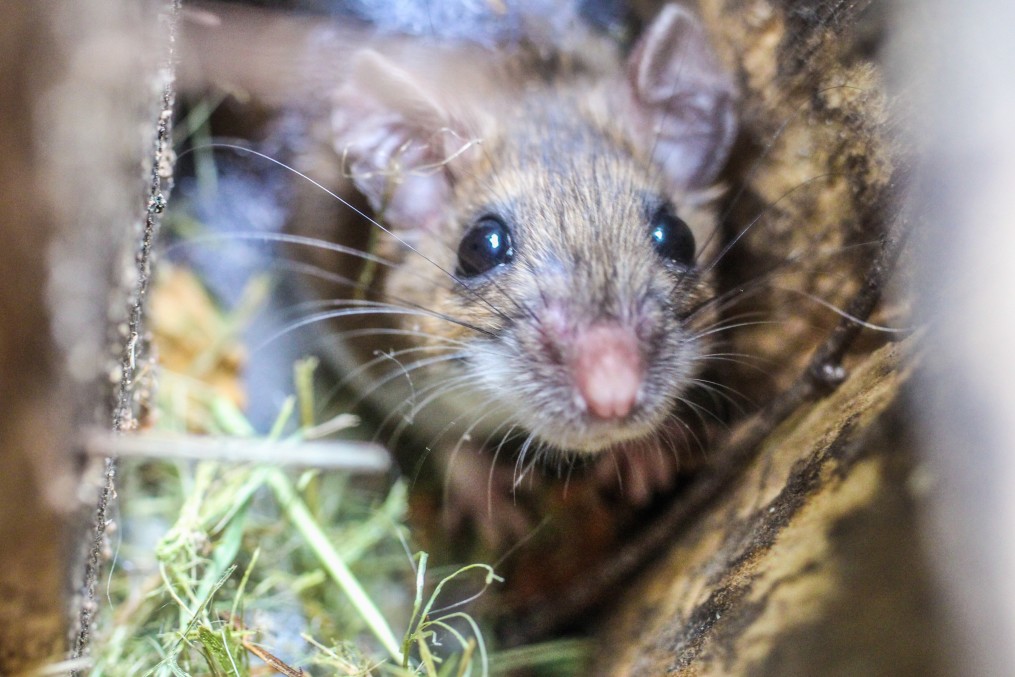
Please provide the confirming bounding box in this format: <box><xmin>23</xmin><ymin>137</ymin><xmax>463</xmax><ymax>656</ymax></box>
<box><xmin>330</xmin><ymin>4</ymin><xmax>736</xmax><ymax>456</ymax></box>
<box><xmin>398</xmin><ymin>111</ymin><xmax>717</xmax><ymax>453</ymax></box>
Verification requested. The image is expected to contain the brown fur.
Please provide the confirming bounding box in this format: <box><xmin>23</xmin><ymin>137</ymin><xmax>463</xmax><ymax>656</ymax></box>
<box><xmin>281</xmin><ymin>17</ymin><xmax>736</xmax><ymax>464</ymax></box>
<box><xmin>379</xmin><ymin>81</ymin><xmax>721</xmax><ymax>453</ymax></box>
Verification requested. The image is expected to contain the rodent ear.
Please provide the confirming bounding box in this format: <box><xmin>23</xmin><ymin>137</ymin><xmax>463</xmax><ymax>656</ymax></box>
<box><xmin>331</xmin><ymin>50</ymin><xmax>471</xmax><ymax>231</ymax></box>
<box><xmin>626</xmin><ymin>4</ymin><xmax>737</xmax><ymax>190</ymax></box>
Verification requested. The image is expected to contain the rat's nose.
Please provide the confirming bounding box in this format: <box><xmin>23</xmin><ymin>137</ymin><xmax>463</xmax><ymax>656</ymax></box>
<box><xmin>571</xmin><ymin>323</ymin><xmax>644</xmax><ymax>420</ymax></box>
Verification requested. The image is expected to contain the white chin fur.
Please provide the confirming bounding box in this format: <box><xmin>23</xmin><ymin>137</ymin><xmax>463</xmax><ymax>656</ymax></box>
<box><xmin>527</xmin><ymin>416</ymin><xmax>662</xmax><ymax>455</ymax></box>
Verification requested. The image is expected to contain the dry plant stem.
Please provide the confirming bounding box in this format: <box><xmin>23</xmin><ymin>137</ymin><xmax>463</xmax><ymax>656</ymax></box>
<box><xmin>264</xmin><ymin>469</ymin><xmax>406</xmax><ymax>664</ymax></box>
<box><xmin>514</xmin><ymin>179</ymin><xmax>913</xmax><ymax>640</ymax></box>
<box><xmin>241</xmin><ymin>640</ymin><xmax>306</xmax><ymax>677</ymax></box>
<box><xmin>81</xmin><ymin>429</ymin><xmax>391</xmax><ymax>471</ymax></box>
<box><xmin>71</xmin><ymin>1</ymin><xmax>179</xmax><ymax>668</ymax></box>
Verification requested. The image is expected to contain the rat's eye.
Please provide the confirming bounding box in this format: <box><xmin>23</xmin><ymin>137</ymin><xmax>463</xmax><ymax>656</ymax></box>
<box><xmin>456</xmin><ymin>215</ymin><xmax>514</xmax><ymax>277</ymax></box>
<box><xmin>649</xmin><ymin>205</ymin><xmax>695</xmax><ymax>268</ymax></box>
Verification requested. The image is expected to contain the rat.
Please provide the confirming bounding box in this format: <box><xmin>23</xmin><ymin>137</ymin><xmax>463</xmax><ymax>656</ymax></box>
<box><xmin>283</xmin><ymin>3</ymin><xmax>739</xmax><ymax>519</ymax></box>
<box><xmin>180</xmin><ymin>2</ymin><xmax>738</xmax><ymax>534</ymax></box>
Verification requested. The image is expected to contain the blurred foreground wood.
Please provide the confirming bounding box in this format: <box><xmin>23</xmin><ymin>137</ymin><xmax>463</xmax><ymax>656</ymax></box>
<box><xmin>0</xmin><ymin>5</ymin><xmax>71</xmax><ymax>668</ymax></box>
<box><xmin>0</xmin><ymin>2</ymin><xmax>168</xmax><ymax>672</ymax></box>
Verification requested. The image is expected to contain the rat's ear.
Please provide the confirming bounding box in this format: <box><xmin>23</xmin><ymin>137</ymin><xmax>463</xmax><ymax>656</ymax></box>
<box><xmin>626</xmin><ymin>5</ymin><xmax>737</xmax><ymax>190</ymax></box>
<box><xmin>331</xmin><ymin>50</ymin><xmax>469</xmax><ymax>231</ymax></box>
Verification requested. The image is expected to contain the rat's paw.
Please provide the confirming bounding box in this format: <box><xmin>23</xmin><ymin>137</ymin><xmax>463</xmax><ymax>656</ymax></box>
<box><xmin>439</xmin><ymin>448</ymin><xmax>546</xmax><ymax>549</ymax></box>
<box><xmin>592</xmin><ymin>443</ymin><xmax>684</xmax><ymax>507</ymax></box>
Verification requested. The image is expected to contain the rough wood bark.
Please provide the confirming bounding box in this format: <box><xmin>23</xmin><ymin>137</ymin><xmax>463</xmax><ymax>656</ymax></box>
<box><xmin>589</xmin><ymin>1</ymin><xmax>952</xmax><ymax>673</ymax></box>
<box><xmin>596</xmin><ymin>341</ymin><xmax>956</xmax><ymax>675</ymax></box>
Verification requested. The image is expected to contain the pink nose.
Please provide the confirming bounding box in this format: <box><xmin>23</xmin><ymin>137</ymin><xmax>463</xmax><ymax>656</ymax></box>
<box><xmin>572</xmin><ymin>324</ymin><xmax>644</xmax><ymax>420</ymax></box>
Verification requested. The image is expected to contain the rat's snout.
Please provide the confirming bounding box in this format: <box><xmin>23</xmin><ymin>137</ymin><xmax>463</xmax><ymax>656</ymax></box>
<box><xmin>571</xmin><ymin>323</ymin><xmax>644</xmax><ymax>420</ymax></box>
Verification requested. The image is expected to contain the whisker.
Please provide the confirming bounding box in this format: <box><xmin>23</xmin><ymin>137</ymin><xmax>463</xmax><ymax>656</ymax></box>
<box><xmin>351</xmin><ymin>352</ymin><xmax>473</xmax><ymax>419</ymax></box>
<box><xmin>164</xmin><ymin>229</ymin><xmax>400</xmax><ymax>272</ymax></box>
<box><xmin>440</xmin><ymin>404</ymin><xmax>513</xmax><ymax>517</ymax></box>
<box><xmin>437</xmin><ymin>399</ymin><xmax>504</xmax><ymax>457</ymax></box>
<box><xmin>336</xmin><ymin>343</ymin><xmax>462</xmax><ymax>394</ymax></box>
<box><xmin>267</xmin><ymin>255</ymin><xmax>458</xmax><ymax>302</ymax></box>
<box><xmin>562</xmin><ymin>456</ymin><xmax>580</xmax><ymax>498</ymax></box>
<box><xmin>512</xmin><ymin>434</ymin><xmax>540</xmax><ymax>490</ymax></box>
<box><xmin>692</xmin><ymin>352</ymin><xmax>773</xmax><ymax>375</ymax></box>
<box><xmin>515</xmin><ymin>438</ymin><xmax>550</xmax><ymax>490</ymax></box>
<box><xmin>661</xmin><ymin>414</ymin><xmax>705</xmax><ymax>465</ymax></box>
<box><xmin>383</xmin><ymin>375</ymin><xmax>482</xmax><ymax>450</ymax></box>
<box><xmin>183</xmin><ymin>142</ymin><xmax>520</xmax><ymax>324</ymax></box>
<box><xmin>770</xmin><ymin>286</ymin><xmax>917</xmax><ymax>334</ymax></box>
<box><xmin>658</xmin><ymin>424</ymin><xmax>684</xmax><ymax>470</ymax></box>
<box><xmin>690</xmin><ymin>377</ymin><xmax>754</xmax><ymax>414</ymax></box>
<box><xmin>437</xmin><ymin>143</ymin><xmax>543</xmax><ymax>327</ymax></box>
<box><xmin>276</xmin><ymin>296</ymin><xmax>491</xmax><ymax>340</ymax></box>
<box><xmin>701</xmin><ymin>83</ymin><xmax>870</xmax><ymax>256</ymax></box>
<box><xmin>672</xmin><ymin>392</ymin><xmax>724</xmax><ymax>431</ymax></box>
<box><xmin>484</xmin><ymin>423</ymin><xmax>525</xmax><ymax>511</ymax></box>
<box><xmin>662</xmin><ymin>410</ymin><xmax>707</xmax><ymax>460</ymax></box>
<box><xmin>606</xmin><ymin>448</ymin><xmax>624</xmax><ymax>493</ymax></box>
<box><xmin>256</xmin><ymin>304</ymin><xmax>495</xmax><ymax>353</ymax></box>
<box><xmin>295</xmin><ymin>325</ymin><xmax>472</xmax><ymax>350</ymax></box>
<box><xmin>687</xmin><ymin>318</ymin><xmax>782</xmax><ymax>341</ymax></box>
<box><xmin>704</xmin><ymin>172</ymin><xmax>842</xmax><ymax>275</ymax></box>
<box><xmin>311</xmin><ymin>334</ymin><xmax>469</xmax><ymax>415</ymax></box>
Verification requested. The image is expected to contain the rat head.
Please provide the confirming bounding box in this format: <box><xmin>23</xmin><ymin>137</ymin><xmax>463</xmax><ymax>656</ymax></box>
<box><xmin>332</xmin><ymin>5</ymin><xmax>737</xmax><ymax>454</ymax></box>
